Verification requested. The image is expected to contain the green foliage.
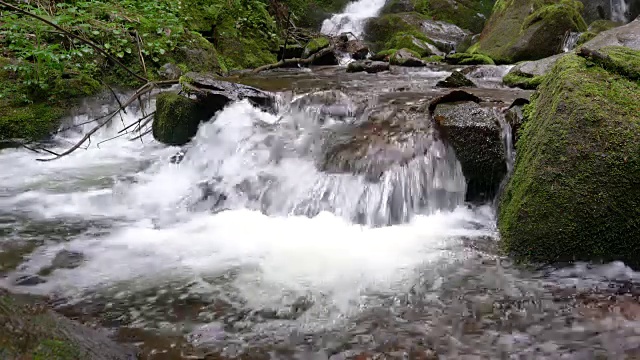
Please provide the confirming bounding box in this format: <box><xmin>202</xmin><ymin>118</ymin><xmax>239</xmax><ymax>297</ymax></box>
<box><xmin>498</xmin><ymin>47</ymin><xmax>640</xmax><ymax>266</ymax></box>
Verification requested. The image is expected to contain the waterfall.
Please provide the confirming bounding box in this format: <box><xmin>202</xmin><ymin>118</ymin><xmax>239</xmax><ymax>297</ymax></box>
<box><xmin>561</xmin><ymin>31</ymin><xmax>581</xmax><ymax>52</ymax></box>
<box><xmin>610</xmin><ymin>0</ymin><xmax>630</xmax><ymax>23</ymax></box>
<box><xmin>320</xmin><ymin>0</ymin><xmax>388</xmax><ymax>36</ymax></box>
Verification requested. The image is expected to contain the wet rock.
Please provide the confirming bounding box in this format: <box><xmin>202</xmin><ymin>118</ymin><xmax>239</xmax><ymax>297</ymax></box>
<box><xmin>310</xmin><ymin>48</ymin><xmax>340</xmax><ymax>66</ymax></box>
<box><xmin>579</xmin><ymin>15</ymin><xmax>640</xmax><ymax>50</ymax></box>
<box><xmin>152</xmin><ymin>93</ymin><xmax>218</xmax><ymax>146</ymax></box>
<box><xmin>181</xmin><ymin>72</ymin><xmax>275</xmax><ymax>111</ymax></box>
<box><xmin>157</xmin><ymin>63</ymin><xmax>182</xmax><ymax>81</ymax></box>
<box><xmin>420</xmin><ymin>20</ymin><xmax>472</xmax><ymax>53</ymax></box>
<box><xmin>390</xmin><ymin>49</ymin><xmax>426</xmax><ymax>67</ymax></box>
<box><xmin>0</xmin><ymin>289</ymin><xmax>137</xmax><ymax>359</ymax></box>
<box><xmin>52</xmin><ymin>249</ymin><xmax>84</xmax><ymax>270</ymax></box>
<box><xmin>380</xmin><ymin>0</ymin><xmax>492</xmax><ymax>33</ymax></box>
<box><xmin>346</xmin><ymin>60</ymin><xmax>390</xmax><ymax>73</ymax></box>
<box><xmin>386</xmin><ymin>33</ymin><xmax>441</xmax><ymax>57</ymax></box>
<box><xmin>14</xmin><ymin>274</ymin><xmax>46</xmax><ymax>286</ymax></box>
<box><xmin>504</xmin><ymin>98</ymin><xmax>529</xmax><ymax>144</ymax></box>
<box><xmin>153</xmin><ymin>74</ymin><xmax>274</xmax><ymax>145</ymax></box>
<box><xmin>169</xmin><ymin>150</ymin><xmax>186</xmax><ymax>164</ymax></box>
<box><xmin>498</xmin><ymin>48</ymin><xmax>640</xmax><ymax>266</ymax></box>
<box><xmin>436</xmin><ymin>71</ymin><xmax>476</xmax><ymax>88</ymax></box>
<box><xmin>335</xmin><ymin>36</ymin><xmax>370</xmax><ymax>60</ymax></box>
<box><xmin>277</xmin><ymin>44</ymin><xmax>304</xmax><ymax>61</ymax></box>
<box><xmin>476</xmin><ymin>0</ymin><xmax>587</xmax><ymax>63</ymax></box>
<box><xmin>433</xmin><ymin>101</ymin><xmax>506</xmax><ymax>202</ymax></box>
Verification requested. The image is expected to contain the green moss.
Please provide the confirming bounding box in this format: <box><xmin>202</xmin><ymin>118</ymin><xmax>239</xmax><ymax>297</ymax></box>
<box><xmin>303</xmin><ymin>37</ymin><xmax>331</xmax><ymax>58</ymax></box>
<box><xmin>477</xmin><ymin>0</ymin><xmax>587</xmax><ymax>64</ymax></box>
<box><xmin>445</xmin><ymin>52</ymin><xmax>495</xmax><ymax>65</ymax></box>
<box><xmin>385</xmin><ymin>32</ymin><xmax>435</xmax><ymax>57</ymax></box>
<box><xmin>423</xmin><ymin>55</ymin><xmax>444</xmax><ymax>62</ymax></box>
<box><xmin>503</xmin><ymin>71</ymin><xmax>545</xmax><ymax>89</ymax></box>
<box><xmin>414</xmin><ymin>0</ymin><xmax>496</xmax><ymax>33</ymax></box>
<box><xmin>363</xmin><ymin>13</ymin><xmax>427</xmax><ymax>52</ymax></box>
<box><xmin>498</xmin><ymin>47</ymin><xmax>640</xmax><ymax>266</ymax></box>
<box><xmin>0</xmin><ymin>103</ymin><xmax>66</xmax><ymax>141</ymax></box>
<box><xmin>389</xmin><ymin>48</ymin><xmax>423</xmax><ymax>65</ymax></box>
<box><xmin>33</xmin><ymin>340</ymin><xmax>81</xmax><ymax>360</ymax></box>
<box><xmin>152</xmin><ymin>92</ymin><xmax>211</xmax><ymax>146</ymax></box>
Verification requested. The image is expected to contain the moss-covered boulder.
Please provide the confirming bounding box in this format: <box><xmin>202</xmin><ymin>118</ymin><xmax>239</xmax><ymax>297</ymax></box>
<box><xmin>303</xmin><ymin>37</ymin><xmax>331</xmax><ymax>58</ymax></box>
<box><xmin>475</xmin><ymin>0</ymin><xmax>587</xmax><ymax>64</ymax></box>
<box><xmin>498</xmin><ymin>47</ymin><xmax>640</xmax><ymax>266</ymax></box>
<box><xmin>0</xmin><ymin>290</ymin><xmax>136</xmax><ymax>359</ymax></box>
<box><xmin>152</xmin><ymin>93</ymin><xmax>217</xmax><ymax>146</ymax></box>
<box><xmin>363</xmin><ymin>13</ymin><xmax>428</xmax><ymax>52</ymax></box>
<box><xmin>380</xmin><ymin>0</ymin><xmax>495</xmax><ymax>33</ymax></box>
<box><xmin>385</xmin><ymin>32</ymin><xmax>439</xmax><ymax>56</ymax></box>
<box><xmin>577</xmin><ymin>20</ymin><xmax>621</xmax><ymax>45</ymax></box>
<box><xmin>445</xmin><ymin>52</ymin><xmax>495</xmax><ymax>65</ymax></box>
<box><xmin>390</xmin><ymin>48</ymin><xmax>426</xmax><ymax>66</ymax></box>
<box><xmin>434</xmin><ymin>101</ymin><xmax>507</xmax><ymax>202</ymax></box>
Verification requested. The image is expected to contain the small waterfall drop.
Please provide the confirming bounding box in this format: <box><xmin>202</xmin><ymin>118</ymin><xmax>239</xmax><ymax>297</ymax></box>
<box><xmin>610</xmin><ymin>0</ymin><xmax>630</xmax><ymax>23</ymax></box>
<box><xmin>320</xmin><ymin>0</ymin><xmax>388</xmax><ymax>36</ymax></box>
<box><xmin>561</xmin><ymin>31</ymin><xmax>581</xmax><ymax>52</ymax></box>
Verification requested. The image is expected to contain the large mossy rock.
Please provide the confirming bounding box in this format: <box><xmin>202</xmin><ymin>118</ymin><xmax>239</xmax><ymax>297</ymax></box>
<box><xmin>474</xmin><ymin>0</ymin><xmax>587</xmax><ymax>63</ymax></box>
<box><xmin>0</xmin><ymin>290</ymin><xmax>136</xmax><ymax>359</ymax></box>
<box><xmin>498</xmin><ymin>47</ymin><xmax>640</xmax><ymax>266</ymax></box>
<box><xmin>380</xmin><ymin>0</ymin><xmax>495</xmax><ymax>33</ymax></box>
<box><xmin>363</xmin><ymin>13</ymin><xmax>430</xmax><ymax>52</ymax></box>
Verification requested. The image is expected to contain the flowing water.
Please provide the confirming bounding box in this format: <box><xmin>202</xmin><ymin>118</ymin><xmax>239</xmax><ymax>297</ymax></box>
<box><xmin>610</xmin><ymin>0</ymin><xmax>630</xmax><ymax>23</ymax></box>
<box><xmin>320</xmin><ymin>0</ymin><xmax>387</xmax><ymax>36</ymax></box>
<box><xmin>562</xmin><ymin>31</ymin><xmax>581</xmax><ymax>53</ymax></box>
<box><xmin>2</xmin><ymin>68</ymin><xmax>640</xmax><ymax>359</ymax></box>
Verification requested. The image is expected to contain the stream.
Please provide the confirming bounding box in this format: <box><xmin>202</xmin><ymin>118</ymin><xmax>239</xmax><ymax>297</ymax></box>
<box><xmin>1</xmin><ymin>64</ymin><xmax>640</xmax><ymax>359</ymax></box>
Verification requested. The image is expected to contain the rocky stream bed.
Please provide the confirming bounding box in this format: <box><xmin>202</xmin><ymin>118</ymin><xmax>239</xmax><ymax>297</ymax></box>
<box><xmin>1</xmin><ymin>58</ymin><xmax>640</xmax><ymax>360</ymax></box>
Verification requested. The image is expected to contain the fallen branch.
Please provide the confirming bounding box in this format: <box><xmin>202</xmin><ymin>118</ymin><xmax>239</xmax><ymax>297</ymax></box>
<box><xmin>0</xmin><ymin>0</ymin><xmax>148</xmax><ymax>83</ymax></box>
<box><xmin>35</xmin><ymin>80</ymin><xmax>177</xmax><ymax>161</ymax></box>
<box><xmin>252</xmin><ymin>46</ymin><xmax>335</xmax><ymax>73</ymax></box>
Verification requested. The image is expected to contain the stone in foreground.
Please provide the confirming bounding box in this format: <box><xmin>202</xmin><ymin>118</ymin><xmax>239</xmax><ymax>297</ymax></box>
<box><xmin>433</xmin><ymin>101</ymin><xmax>506</xmax><ymax>202</ymax></box>
<box><xmin>498</xmin><ymin>47</ymin><xmax>640</xmax><ymax>266</ymax></box>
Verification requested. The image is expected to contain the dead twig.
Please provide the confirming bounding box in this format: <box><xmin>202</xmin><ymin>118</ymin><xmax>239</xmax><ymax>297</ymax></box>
<box><xmin>252</xmin><ymin>46</ymin><xmax>335</xmax><ymax>73</ymax></box>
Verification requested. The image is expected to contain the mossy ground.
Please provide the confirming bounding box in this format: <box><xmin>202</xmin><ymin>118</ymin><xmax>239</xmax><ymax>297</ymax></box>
<box><xmin>498</xmin><ymin>46</ymin><xmax>640</xmax><ymax>266</ymax></box>
<box><xmin>0</xmin><ymin>293</ymin><xmax>79</xmax><ymax>359</ymax></box>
